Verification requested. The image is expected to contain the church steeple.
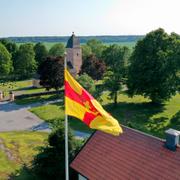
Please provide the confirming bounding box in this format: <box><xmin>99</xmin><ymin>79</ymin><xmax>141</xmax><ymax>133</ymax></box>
<box><xmin>66</xmin><ymin>33</ymin><xmax>82</xmax><ymax>74</ymax></box>
<box><xmin>66</xmin><ymin>32</ymin><xmax>80</xmax><ymax>48</ymax></box>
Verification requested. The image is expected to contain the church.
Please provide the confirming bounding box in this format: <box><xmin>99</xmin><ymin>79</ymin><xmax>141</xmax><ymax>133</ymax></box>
<box><xmin>66</xmin><ymin>32</ymin><xmax>82</xmax><ymax>75</ymax></box>
<box><xmin>33</xmin><ymin>33</ymin><xmax>82</xmax><ymax>87</ymax></box>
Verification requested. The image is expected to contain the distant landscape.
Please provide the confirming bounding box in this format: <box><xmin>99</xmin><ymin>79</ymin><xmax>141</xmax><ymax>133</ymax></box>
<box><xmin>6</xmin><ymin>35</ymin><xmax>143</xmax><ymax>43</ymax></box>
<box><xmin>3</xmin><ymin>35</ymin><xmax>144</xmax><ymax>49</ymax></box>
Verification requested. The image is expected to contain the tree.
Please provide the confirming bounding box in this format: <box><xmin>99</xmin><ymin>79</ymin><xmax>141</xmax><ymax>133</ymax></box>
<box><xmin>80</xmin><ymin>55</ymin><xmax>106</xmax><ymax>80</ymax></box>
<box><xmin>0</xmin><ymin>43</ymin><xmax>13</xmax><ymax>76</ymax></box>
<box><xmin>102</xmin><ymin>44</ymin><xmax>130</xmax><ymax>105</ymax></box>
<box><xmin>87</xmin><ymin>39</ymin><xmax>105</xmax><ymax>58</ymax></box>
<box><xmin>49</xmin><ymin>43</ymin><xmax>65</xmax><ymax>57</ymax></box>
<box><xmin>34</xmin><ymin>42</ymin><xmax>48</xmax><ymax>66</ymax></box>
<box><xmin>38</xmin><ymin>56</ymin><xmax>64</xmax><ymax>90</ymax></box>
<box><xmin>127</xmin><ymin>28</ymin><xmax>180</xmax><ymax>103</ymax></box>
<box><xmin>14</xmin><ymin>43</ymin><xmax>37</xmax><ymax>78</ymax></box>
<box><xmin>0</xmin><ymin>39</ymin><xmax>18</xmax><ymax>59</ymax></box>
<box><xmin>81</xmin><ymin>44</ymin><xmax>92</xmax><ymax>60</ymax></box>
<box><xmin>32</xmin><ymin>120</ymin><xmax>83</xmax><ymax>180</ymax></box>
<box><xmin>77</xmin><ymin>73</ymin><xmax>96</xmax><ymax>95</ymax></box>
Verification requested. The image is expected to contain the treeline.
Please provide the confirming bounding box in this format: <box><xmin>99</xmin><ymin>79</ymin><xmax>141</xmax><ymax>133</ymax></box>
<box><xmin>0</xmin><ymin>28</ymin><xmax>180</xmax><ymax>104</ymax></box>
<box><xmin>3</xmin><ymin>35</ymin><xmax>143</xmax><ymax>43</ymax></box>
<box><xmin>0</xmin><ymin>40</ymin><xmax>65</xmax><ymax>80</ymax></box>
<box><xmin>80</xmin><ymin>29</ymin><xmax>180</xmax><ymax>104</ymax></box>
<box><xmin>37</xmin><ymin>28</ymin><xmax>180</xmax><ymax>105</ymax></box>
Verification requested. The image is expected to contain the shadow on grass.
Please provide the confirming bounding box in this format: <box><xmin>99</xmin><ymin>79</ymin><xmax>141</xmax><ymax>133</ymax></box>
<box><xmin>14</xmin><ymin>86</ymin><xmax>34</xmax><ymax>91</ymax></box>
<box><xmin>9</xmin><ymin>165</ymin><xmax>37</xmax><ymax>180</ymax></box>
<box><xmin>104</xmin><ymin>101</ymin><xmax>166</xmax><ymax>137</ymax></box>
<box><xmin>15</xmin><ymin>94</ymin><xmax>62</xmax><ymax>105</ymax></box>
<box><xmin>169</xmin><ymin>111</ymin><xmax>180</xmax><ymax>130</ymax></box>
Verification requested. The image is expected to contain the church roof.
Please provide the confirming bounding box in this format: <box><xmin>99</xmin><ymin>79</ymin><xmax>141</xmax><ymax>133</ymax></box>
<box><xmin>66</xmin><ymin>33</ymin><xmax>80</xmax><ymax>48</ymax></box>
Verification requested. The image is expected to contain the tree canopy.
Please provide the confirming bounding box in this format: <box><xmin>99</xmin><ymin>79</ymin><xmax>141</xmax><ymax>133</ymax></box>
<box><xmin>49</xmin><ymin>43</ymin><xmax>65</xmax><ymax>57</ymax></box>
<box><xmin>102</xmin><ymin>45</ymin><xmax>130</xmax><ymax>104</ymax></box>
<box><xmin>87</xmin><ymin>39</ymin><xmax>105</xmax><ymax>58</ymax></box>
<box><xmin>0</xmin><ymin>43</ymin><xmax>13</xmax><ymax>76</ymax></box>
<box><xmin>81</xmin><ymin>44</ymin><xmax>92</xmax><ymax>60</ymax></box>
<box><xmin>80</xmin><ymin>55</ymin><xmax>106</xmax><ymax>80</ymax></box>
<box><xmin>14</xmin><ymin>43</ymin><xmax>37</xmax><ymax>78</ymax></box>
<box><xmin>127</xmin><ymin>28</ymin><xmax>180</xmax><ymax>103</ymax></box>
<box><xmin>34</xmin><ymin>42</ymin><xmax>48</xmax><ymax>66</ymax></box>
<box><xmin>77</xmin><ymin>73</ymin><xmax>96</xmax><ymax>95</ymax></box>
<box><xmin>38</xmin><ymin>56</ymin><xmax>64</xmax><ymax>90</ymax></box>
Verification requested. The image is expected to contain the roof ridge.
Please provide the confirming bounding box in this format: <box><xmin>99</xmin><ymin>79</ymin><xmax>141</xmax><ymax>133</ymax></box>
<box><xmin>121</xmin><ymin>125</ymin><xmax>165</xmax><ymax>142</ymax></box>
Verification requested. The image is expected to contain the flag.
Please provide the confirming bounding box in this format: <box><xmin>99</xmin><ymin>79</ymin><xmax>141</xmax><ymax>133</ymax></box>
<box><xmin>65</xmin><ymin>69</ymin><xmax>123</xmax><ymax>136</ymax></box>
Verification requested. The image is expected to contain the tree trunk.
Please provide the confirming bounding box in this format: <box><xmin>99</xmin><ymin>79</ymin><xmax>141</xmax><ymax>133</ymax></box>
<box><xmin>114</xmin><ymin>91</ymin><xmax>117</xmax><ymax>106</ymax></box>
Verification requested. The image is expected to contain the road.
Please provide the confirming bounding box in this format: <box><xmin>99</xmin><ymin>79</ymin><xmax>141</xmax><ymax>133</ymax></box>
<box><xmin>0</xmin><ymin>100</ymin><xmax>60</xmax><ymax>132</ymax></box>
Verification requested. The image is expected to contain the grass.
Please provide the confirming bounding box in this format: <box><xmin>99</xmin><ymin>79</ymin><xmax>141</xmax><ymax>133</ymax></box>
<box><xmin>0</xmin><ymin>131</ymin><xmax>48</xmax><ymax>180</ymax></box>
<box><xmin>0</xmin><ymin>80</ymin><xmax>46</xmax><ymax>97</ymax></box>
<box><xmin>0</xmin><ymin>80</ymin><xmax>32</xmax><ymax>92</ymax></box>
<box><xmin>0</xmin><ymin>79</ymin><xmax>56</xmax><ymax>99</ymax></box>
<box><xmin>102</xmin><ymin>92</ymin><xmax>180</xmax><ymax>138</ymax></box>
<box><xmin>30</xmin><ymin>92</ymin><xmax>180</xmax><ymax>138</ymax></box>
<box><xmin>30</xmin><ymin>101</ymin><xmax>92</xmax><ymax>133</ymax></box>
<box><xmin>15</xmin><ymin>94</ymin><xmax>62</xmax><ymax>105</ymax></box>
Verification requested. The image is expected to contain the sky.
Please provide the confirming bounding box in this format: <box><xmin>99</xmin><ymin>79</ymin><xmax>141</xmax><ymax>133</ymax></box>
<box><xmin>0</xmin><ymin>0</ymin><xmax>180</xmax><ymax>37</ymax></box>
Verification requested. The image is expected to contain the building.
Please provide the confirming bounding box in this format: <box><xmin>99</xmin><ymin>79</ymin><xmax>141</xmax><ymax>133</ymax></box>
<box><xmin>33</xmin><ymin>33</ymin><xmax>82</xmax><ymax>88</ymax></box>
<box><xmin>71</xmin><ymin>126</ymin><xmax>180</xmax><ymax>180</ymax></box>
<box><xmin>66</xmin><ymin>32</ymin><xmax>82</xmax><ymax>75</ymax></box>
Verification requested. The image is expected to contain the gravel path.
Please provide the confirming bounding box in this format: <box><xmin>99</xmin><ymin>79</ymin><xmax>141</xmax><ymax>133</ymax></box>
<box><xmin>0</xmin><ymin>100</ymin><xmax>61</xmax><ymax>132</ymax></box>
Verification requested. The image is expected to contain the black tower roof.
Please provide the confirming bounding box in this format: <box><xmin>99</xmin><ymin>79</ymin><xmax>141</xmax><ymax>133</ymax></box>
<box><xmin>66</xmin><ymin>32</ymin><xmax>80</xmax><ymax>48</ymax></box>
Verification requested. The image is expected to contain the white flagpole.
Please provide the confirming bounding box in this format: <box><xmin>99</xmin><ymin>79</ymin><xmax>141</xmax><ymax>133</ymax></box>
<box><xmin>64</xmin><ymin>53</ymin><xmax>69</xmax><ymax>180</ymax></box>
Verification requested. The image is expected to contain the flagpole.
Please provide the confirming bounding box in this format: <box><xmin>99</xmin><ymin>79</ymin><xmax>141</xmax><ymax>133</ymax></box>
<box><xmin>64</xmin><ymin>53</ymin><xmax>69</xmax><ymax>180</ymax></box>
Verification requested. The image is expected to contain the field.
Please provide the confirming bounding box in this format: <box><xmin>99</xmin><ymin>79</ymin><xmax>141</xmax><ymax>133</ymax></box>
<box><xmin>30</xmin><ymin>92</ymin><xmax>180</xmax><ymax>138</ymax></box>
<box><xmin>0</xmin><ymin>131</ymin><xmax>48</xmax><ymax>180</ymax></box>
<box><xmin>17</xmin><ymin>41</ymin><xmax>136</xmax><ymax>50</ymax></box>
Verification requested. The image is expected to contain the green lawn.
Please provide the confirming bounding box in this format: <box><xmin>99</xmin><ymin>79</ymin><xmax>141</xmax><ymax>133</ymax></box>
<box><xmin>30</xmin><ymin>93</ymin><xmax>180</xmax><ymax>138</ymax></box>
<box><xmin>30</xmin><ymin>101</ymin><xmax>92</xmax><ymax>133</ymax></box>
<box><xmin>15</xmin><ymin>94</ymin><xmax>62</xmax><ymax>105</ymax></box>
<box><xmin>0</xmin><ymin>131</ymin><xmax>48</xmax><ymax>180</ymax></box>
<box><xmin>0</xmin><ymin>79</ymin><xmax>55</xmax><ymax>99</ymax></box>
<box><xmin>102</xmin><ymin>93</ymin><xmax>180</xmax><ymax>138</ymax></box>
<box><xmin>0</xmin><ymin>80</ymin><xmax>32</xmax><ymax>92</ymax></box>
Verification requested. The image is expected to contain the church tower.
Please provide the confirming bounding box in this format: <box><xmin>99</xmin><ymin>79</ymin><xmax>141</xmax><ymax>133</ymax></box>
<box><xmin>66</xmin><ymin>32</ymin><xmax>82</xmax><ymax>74</ymax></box>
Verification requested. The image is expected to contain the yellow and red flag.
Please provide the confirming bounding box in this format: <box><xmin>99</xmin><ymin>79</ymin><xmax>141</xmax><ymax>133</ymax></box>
<box><xmin>65</xmin><ymin>69</ymin><xmax>123</xmax><ymax>136</ymax></box>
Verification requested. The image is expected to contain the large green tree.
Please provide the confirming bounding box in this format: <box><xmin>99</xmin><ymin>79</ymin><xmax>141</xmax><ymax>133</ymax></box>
<box><xmin>102</xmin><ymin>45</ymin><xmax>130</xmax><ymax>105</ymax></box>
<box><xmin>14</xmin><ymin>43</ymin><xmax>37</xmax><ymax>78</ymax></box>
<box><xmin>87</xmin><ymin>39</ymin><xmax>105</xmax><ymax>59</ymax></box>
<box><xmin>38</xmin><ymin>56</ymin><xmax>64</xmax><ymax>90</ymax></box>
<box><xmin>49</xmin><ymin>43</ymin><xmax>65</xmax><ymax>57</ymax></box>
<box><xmin>127</xmin><ymin>28</ymin><xmax>180</xmax><ymax>103</ymax></box>
<box><xmin>34</xmin><ymin>42</ymin><xmax>48</xmax><ymax>66</ymax></box>
<box><xmin>0</xmin><ymin>43</ymin><xmax>13</xmax><ymax>76</ymax></box>
<box><xmin>80</xmin><ymin>55</ymin><xmax>106</xmax><ymax>80</ymax></box>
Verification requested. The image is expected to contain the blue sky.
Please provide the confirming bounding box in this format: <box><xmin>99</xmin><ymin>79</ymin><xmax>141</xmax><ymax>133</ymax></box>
<box><xmin>0</xmin><ymin>0</ymin><xmax>179</xmax><ymax>37</ymax></box>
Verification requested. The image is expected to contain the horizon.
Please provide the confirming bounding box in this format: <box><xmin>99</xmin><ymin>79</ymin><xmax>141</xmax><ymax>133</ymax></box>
<box><xmin>1</xmin><ymin>34</ymin><xmax>145</xmax><ymax>38</ymax></box>
<box><xmin>0</xmin><ymin>0</ymin><xmax>179</xmax><ymax>37</ymax></box>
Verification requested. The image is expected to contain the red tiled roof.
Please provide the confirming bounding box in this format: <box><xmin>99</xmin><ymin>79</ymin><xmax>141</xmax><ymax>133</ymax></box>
<box><xmin>71</xmin><ymin>127</ymin><xmax>180</xmax><ymax>180</ymax></box>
